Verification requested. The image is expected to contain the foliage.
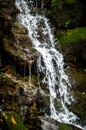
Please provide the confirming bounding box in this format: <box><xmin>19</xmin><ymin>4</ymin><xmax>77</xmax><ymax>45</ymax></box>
<box><xmin>58</xmin><ymin>27</ymin><xmax>86</xmax><ymax>47</ymax></box>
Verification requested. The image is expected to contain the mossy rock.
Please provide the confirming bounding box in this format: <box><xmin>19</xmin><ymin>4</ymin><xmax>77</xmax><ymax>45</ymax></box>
<box><xmin>11</xmin><ymin>22</ymin><xmax>32</xmax><ymax>48</ymax></box>
<box><xmin>58</xmin><ymin>27</ymin><xmax>86</xmax><ymax>48</ymax></box>
<box><xmin>58</xmin><ymin>123</ymin><xmax>72</xmax><ymax>130</ymax></box>
<box><xmin>5</xmin><ymin>112</ymin><xmax>28</xmax><ymax>130</ymax></box>
<box><xmin>57</xmin><ymin>27</ymin><xmax>86</xmax><ymax>67</ymax></box>
<box><xmin>58</xmin><ymin>123</ymin><xmax>82</xmax><ymax>130</ymax></box>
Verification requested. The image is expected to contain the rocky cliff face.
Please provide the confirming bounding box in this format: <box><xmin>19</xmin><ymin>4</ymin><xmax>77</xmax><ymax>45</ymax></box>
<box><xmin>0</xmin><ymin>0</ymin><xmax>86</xmax><ymax>130</ymax></box>
<box><xmin>0</xmin><ymin>0</ymin><xmax>39</xmax><ymax>74</ymax></box>
<box><xmin>0</xmin><ymin>0</ymin><xmax>43</xmax><ymax>129</ymax></box>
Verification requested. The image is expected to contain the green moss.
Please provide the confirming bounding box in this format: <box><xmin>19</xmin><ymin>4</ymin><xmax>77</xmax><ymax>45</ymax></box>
<box><xmin>58</xmin><ymin>123</ymin><xmax>72</xmax><ymax>130</ymax></box>
<box><xmin>5</xmin><ymin>112</ymin><xmax>28</xmax><ymax>130</ymax></box>
<box><xmin>58</xmin><ymin>27</ymin><xmax>86</xmax><ymax>48</ymax></box>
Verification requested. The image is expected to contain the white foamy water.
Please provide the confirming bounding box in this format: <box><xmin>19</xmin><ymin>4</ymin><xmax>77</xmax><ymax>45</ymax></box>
<box><xmin>15</xmin><ymin>0</ymin><xmax>84</xmax><ymax>129</ymax></box>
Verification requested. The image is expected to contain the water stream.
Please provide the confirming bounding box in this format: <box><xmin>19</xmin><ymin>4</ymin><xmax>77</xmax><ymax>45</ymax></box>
<box><xmin>15</xmin><ymin>0</ymin><xmax>84</xmax><ymax>129</ymax></box>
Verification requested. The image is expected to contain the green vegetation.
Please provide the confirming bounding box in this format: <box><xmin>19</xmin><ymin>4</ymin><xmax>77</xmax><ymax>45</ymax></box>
<box><xmin>5</xmin><ymin>112</ymin><xmax>28</xmax><ymax>130</ymax></box>
<box><xmin>58</xmin><ymin>123</ymin><xmax>72</xmax><ymax>130</ymax></box>
<box><xmin>58</xmin><ymin>27</ymin><xmax>86</xmax><ymax>47</ymax></box>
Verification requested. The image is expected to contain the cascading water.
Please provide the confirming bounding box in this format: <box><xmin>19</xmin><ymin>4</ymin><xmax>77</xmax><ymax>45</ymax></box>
<box><xmin>15</xmin><ymin>0</ymin><xmax>84</xmax><ymax>129</ymax></box>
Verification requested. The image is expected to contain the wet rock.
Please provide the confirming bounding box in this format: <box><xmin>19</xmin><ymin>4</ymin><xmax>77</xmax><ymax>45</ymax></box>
<box><xmin>29</xmin><ymin>0</ymin><xmax>51</xmax><ymax>9</ymax></box>
<box><xmin>0</xmin><ymin>71</ymin><xmax>38</xmax><ymax>112</ymax></box>
<box><xmin>1</xmin><ymin>23</ymin><xmax>39</xmax><ymax>76</ymax></box>
<box><xmin>36</xmin><ymin>90</ymin><xmax>50</xmax><ymax>116</ymax></box>
<box><xmin>0</xmin><ymin>69</ymin><xmax>41</xmax><ymax>128</ymax></box>
<box><xmin>38</xmin><ymin>116</ymin><xmax>83</xmax><ymax>130</ymax></box>
<box><xmin>0</xmin><ymin>0</ymin><xmax>39</xmax><ymax>77</ymax></box>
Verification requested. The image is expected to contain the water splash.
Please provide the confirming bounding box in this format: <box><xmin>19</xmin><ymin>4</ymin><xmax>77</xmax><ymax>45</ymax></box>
<box><xmin>15</xmin><ymin>0</ymin><xmax>84</xmax><ymax>129</ymax></box>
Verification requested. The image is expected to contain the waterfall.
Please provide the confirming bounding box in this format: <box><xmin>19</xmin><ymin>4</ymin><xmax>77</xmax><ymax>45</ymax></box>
<box><xmin>15</xmin><ymin>0</ymin><xmax>83</xmax><ymax>129</ymax></box>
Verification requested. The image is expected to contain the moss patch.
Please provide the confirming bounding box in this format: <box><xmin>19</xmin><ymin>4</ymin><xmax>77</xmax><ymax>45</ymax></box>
<box><xmin>58</xmin><ymin>123</ymin><xmax>72</xmax><ymax>130</ymax></box>
<box><xmin>5</xmin><ymin>112</ymin><xmax>28</xmax><ymax>130</ymax></box>
<box><xmin>58</xmin><ymin>27</ymin><xmax>86</xmax><ymax>48</ymax></box>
